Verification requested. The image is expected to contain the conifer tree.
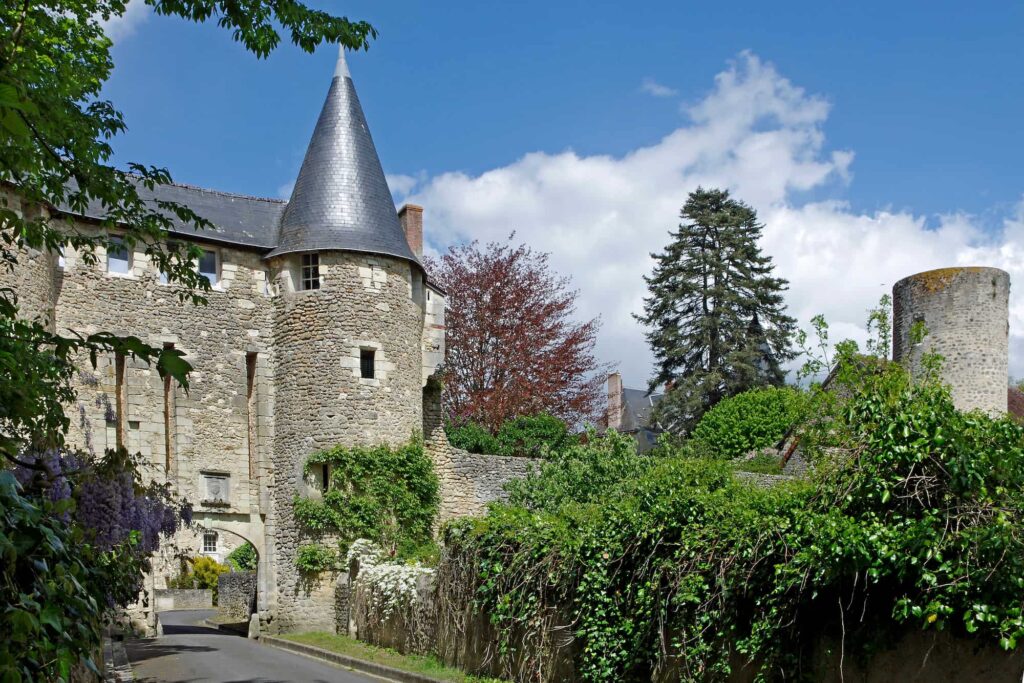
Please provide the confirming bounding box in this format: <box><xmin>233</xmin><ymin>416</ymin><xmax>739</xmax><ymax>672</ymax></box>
<box><xmin>637</xmin><ymin>187</ymin><xmax>796</xmax><ymax>434</ymax></box>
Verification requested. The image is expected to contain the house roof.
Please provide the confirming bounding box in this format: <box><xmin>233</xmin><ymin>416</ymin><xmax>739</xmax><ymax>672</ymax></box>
<box><xmin>68</xmin><ymin>181</ymin><xmax>285</xmax><ymax>249</ymax></box>
<box><xmin>619</xmin><ymin>388</ymin><xmax>663</xmax><ymax>433</ymax></box>
<box><xmin>55</xmin><ymin>48</ymin><xmax>418</xmax><ymax>266</ymax></box>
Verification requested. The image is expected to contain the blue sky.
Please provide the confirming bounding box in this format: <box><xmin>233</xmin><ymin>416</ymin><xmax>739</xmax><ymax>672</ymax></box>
<box><xmin>103</xmin><ymin>1</ymin><xmax>1024</xmax><ymax>387</ymax></box>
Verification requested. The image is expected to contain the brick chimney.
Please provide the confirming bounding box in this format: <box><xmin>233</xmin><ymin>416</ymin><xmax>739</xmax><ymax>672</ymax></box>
<box><xmin>607</xmin><ymin>372</ymin><xmax>623</xmax><ymax>431</ymax></box>
<box><xmin>398</xmin><ymin>204</ymin><xmax>423</xmax><ymax>259</ymax></box>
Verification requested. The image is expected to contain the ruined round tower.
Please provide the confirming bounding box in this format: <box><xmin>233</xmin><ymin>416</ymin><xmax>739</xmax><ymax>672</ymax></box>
<box><xmin>265</xmin><ymin>47</ymin><xmax>428</xmax><ymax>632</ymax></box>
<box><xmin>892</xmin><ymin>267</ymin><xmax>1010</xmax><ymax>415</ymax></box>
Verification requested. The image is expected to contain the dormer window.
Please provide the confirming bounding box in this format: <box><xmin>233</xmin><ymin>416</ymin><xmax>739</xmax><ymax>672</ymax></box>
<box><xmin>107</xmin><ymin>237</ymin><xmax>130</xmax><ymax>275</ymax></box>
<box><xmin>301</xmin><ymin>254</ymin><xmax>320</xmax><ymax>291</ymax></box>
<box><xmin>198</xmin><ymin>249</ymin><xmax>219</xmax><ymax>286</ymax></box>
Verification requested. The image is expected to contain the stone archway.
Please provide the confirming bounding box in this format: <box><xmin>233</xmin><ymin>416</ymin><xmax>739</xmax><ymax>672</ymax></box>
<box><xmin>192</xmin><ymin>511</ymin><xmax>273</xmax><ymax>632</ymax></box>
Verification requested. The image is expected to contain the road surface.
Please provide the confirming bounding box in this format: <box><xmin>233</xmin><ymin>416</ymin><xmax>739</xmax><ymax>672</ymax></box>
<box><xmin>126</xmin><ymin>610</ymin><xmax>379</xmax><ymax>683</ymax></box>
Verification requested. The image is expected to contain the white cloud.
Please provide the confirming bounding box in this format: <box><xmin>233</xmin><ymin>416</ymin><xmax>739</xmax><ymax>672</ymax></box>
<box><xmin>640</xmin><ymin>77</ymin><xmax>678</xmax><ymax>98</ymax></box>
<box><xmin>385</xmin><ymin>172</ymin><xmax>423</xmax><ymax>202</ymax></box>
<box><xmin>99</xmin><ymin>0</ymin><xmax>149</xmax><ymax>42</ymax></box>
<box><xmin>407</xmin><ymin>52</ymin><xmax>1024</xmax><ymax>389</ymax></box>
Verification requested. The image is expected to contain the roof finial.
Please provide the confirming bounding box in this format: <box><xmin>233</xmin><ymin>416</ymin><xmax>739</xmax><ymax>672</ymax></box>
<box><xmin>334</xmin><ymin>44</ymin><xmax>350</xmax><ymax>79</ymax></box>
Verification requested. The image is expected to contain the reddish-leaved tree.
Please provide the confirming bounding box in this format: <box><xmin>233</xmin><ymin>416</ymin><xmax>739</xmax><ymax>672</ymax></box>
<box><xmin>427</xmin><ymin>238</ymin><xmax>608</xmax><ymax>431</ymax></box>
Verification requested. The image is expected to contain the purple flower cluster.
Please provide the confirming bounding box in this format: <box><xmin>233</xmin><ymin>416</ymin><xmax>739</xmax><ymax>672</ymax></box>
<box><xmin>13</xmin><ymin>449</ymin><xmax>186</xmax><ymax>554</ymax></box>
<box><xmin>75</xmin><ymin>472</ymin><xmax>182</xmax><ymax>553</ymax></box>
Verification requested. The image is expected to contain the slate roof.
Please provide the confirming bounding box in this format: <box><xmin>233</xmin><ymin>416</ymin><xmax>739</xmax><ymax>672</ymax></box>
<box><xmin>55</xmin><ymin>48</ymin><xmax>417</xmax><ymax>265</ymax></box>
<box><xmin>267</xmin><ymin>48</ymin><xmax>417</xmax><ymax>263</ymax></box>
<box><xmin>619</xmin><ymin>388</ymin><xmax>663</xmax><ymax>433</ymax></box>
<box><xmin>68</xmin><ymin>181</ymin><xmax>285</xmax><ymax>249</ymax></box>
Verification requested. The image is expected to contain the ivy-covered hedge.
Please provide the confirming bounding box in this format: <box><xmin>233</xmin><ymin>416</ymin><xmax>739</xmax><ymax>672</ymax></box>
<box><xmin>441</xmin><ymin>351</ymin><xmax>1024</xmax><ymax>681</ymax></box>
<box><xmin>446</xmin><ymin>413</ymin><xmax>577</xmax><ymax>457</ymax></box>
<box><xmin>688</xmin><ymin>385</ymin><xmax>807</xmax><ymax>459</ymax></box>
<box><xmin>292</xmin><ymin>438</ymin><xmax>439</xmax><ymax>568</ymax></box>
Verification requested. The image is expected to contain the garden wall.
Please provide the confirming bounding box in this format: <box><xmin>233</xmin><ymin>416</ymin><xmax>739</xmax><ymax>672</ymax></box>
<box><xmin>153</xmin><ymin>589</ymin><xmax>212</xmax><ymax>611</ymax></box>
<box><xmin>218</xmin><ymin>572</ymin><xmax>257</xmax><ymax>621</ymax></box>
<box><xmin>422</xmin><ymin>381</ymin><xmax>535</xmax><ymax>522</ymax></box>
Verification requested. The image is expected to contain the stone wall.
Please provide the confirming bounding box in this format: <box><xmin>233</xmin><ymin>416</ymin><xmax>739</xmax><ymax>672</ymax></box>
<box><xmin>268</xmin><ymin>251</ymin><xmax>425</xmax><ymax>632</ymax></box>
<box><xmin>422</xmin><ymin>381</ymin><xmax>536</xmax><ymax>521</ymax></box>
<box><xmin>893</xmin><ymin>267</ymin><xmax>1009</xmax><ymax>415</ymax></box>
<box><xmin>218</xmin><ymin>572</ymin><xmax>257</xmax><ymax>621</ymax></box>
<box><xmin>153</xmin><ymin>589</ymin><xmax>212</xmax><ymax>611</ymax></box>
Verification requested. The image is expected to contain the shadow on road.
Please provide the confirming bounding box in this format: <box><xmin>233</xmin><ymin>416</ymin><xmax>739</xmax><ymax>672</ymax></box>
<box><xmin>126</xmin><ymin>640</ymin><xmax>218</xmax><ymax>663</ymax></box>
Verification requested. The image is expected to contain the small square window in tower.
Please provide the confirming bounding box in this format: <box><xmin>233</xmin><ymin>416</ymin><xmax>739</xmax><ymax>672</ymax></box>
<box><xmin>203</xmin><ymin>531</ymin><xmax>218</xmax><ymax>554</ymax></box>
<box><xmin>360</xmin><ymin>348</ymin><xmax>375</xmax><ymax>379</ymax></box>
<box><xmin>301</xmin><ymin>253</ymin><xmax>320</xmax><ymax>291</ymax></box>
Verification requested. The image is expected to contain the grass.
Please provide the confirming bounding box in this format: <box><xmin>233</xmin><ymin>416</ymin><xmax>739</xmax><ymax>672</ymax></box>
<box><xmin>735</xmin><ymin>453</ymin><xmax>784</xmax><ymax>475</ymax></box>
<box><xmin>277</xmin><ymin>632</ymin><xmax>505</xmax><ymax>683</ymax></box>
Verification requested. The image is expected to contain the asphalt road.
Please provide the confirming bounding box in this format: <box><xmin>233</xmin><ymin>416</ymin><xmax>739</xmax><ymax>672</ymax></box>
<box><xmin>126</xmin><ymin>610</ymin><xmax>380</xmax><ymax>683</ymax></box>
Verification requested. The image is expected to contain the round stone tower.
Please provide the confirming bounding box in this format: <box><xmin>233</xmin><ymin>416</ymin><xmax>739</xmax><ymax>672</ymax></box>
<box><xmin>892</xmin><ymin>267</ymin><xmax>1009</xmax><ymax>415</ymax></box>
<box><xmin>264</xmin><ymin>47</ymin><xmax>427</xmax><ymax>633</ymax></box>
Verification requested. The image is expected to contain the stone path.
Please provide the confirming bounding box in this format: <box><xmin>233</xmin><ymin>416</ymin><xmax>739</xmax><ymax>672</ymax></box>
<box><xmin>127</xmin><ymin>610</ymin><xmax>379</xmax><ymax>683</ymax></box>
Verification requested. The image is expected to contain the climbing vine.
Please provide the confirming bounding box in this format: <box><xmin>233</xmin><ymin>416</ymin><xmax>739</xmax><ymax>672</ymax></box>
<box><xmin>293</xmin><ymin>438</ymin><xmax>439</xmax><ymax>569</ymax></box>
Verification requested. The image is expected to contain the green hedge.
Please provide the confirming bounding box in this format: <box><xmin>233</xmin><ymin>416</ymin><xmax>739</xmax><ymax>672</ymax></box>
<box><xmin>689</xmin><ymin>386</ymin><xmax>807</xmax><ymax>459</ymax></box>
<box><xmin>446</xmin><ymin>413</ymin><xmax>577</xmax><ymax>457</ymax></box>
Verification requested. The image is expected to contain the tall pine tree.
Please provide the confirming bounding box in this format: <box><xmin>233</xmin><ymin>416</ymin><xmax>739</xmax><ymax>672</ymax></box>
<box><xmin>637</xmin><ymin>188</ymin><xmax>796</xmax><ymax>434</ymax></box>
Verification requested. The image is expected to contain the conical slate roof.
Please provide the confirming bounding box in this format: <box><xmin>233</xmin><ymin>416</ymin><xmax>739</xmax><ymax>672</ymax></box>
<box><xmin>267</xmin><ymin>47</ymin><xmax>417</xmax><ymax>263</ymax></box>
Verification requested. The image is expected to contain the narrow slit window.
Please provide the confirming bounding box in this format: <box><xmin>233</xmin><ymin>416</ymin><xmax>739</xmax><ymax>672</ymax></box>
<box><xmin>107</xmin><ymin>237</ymin><xmax>130</xmax><ymax>274</ymax></box>
<box><xmin>321</xmin><ymin>464</ymin><xmax>330</xmax><ymax>493</ymax></box>
<box><xmin>360</xmin><ymin>348</ymin><xmax>375</xmax><ymax>379</ymax></box>
<box><xmin>198</xmin><ymin>249</ymin><xmax>218</xmax><ymax>286</ymax></box>
<box><xmin>301</xmin><ymin>253</ymin><xmax>320</xmax><ymax>291</ymax></box>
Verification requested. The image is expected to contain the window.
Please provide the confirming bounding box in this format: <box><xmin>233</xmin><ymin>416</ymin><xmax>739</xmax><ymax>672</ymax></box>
<box><xmin>203</xmin><ymin>531</ymin><xmax>218</xmax><ymax>554</ymax></box>
<box><xmin>360</xmin><ymin>348</ymin><xmax>375</xmax><ymax>379</ymax></box>
<box><xmin>202</xmin><ymin>473</ymin><xmax>229</xmax><ymax>503</ymax></box>
<box><xmin>198</xmin><ymin>249</ymin><xmax>218</xmax><ymax>286</ymax></box>
<box><xmin>301</xmin><ymin>253</ymin><xmax>320</xmax><ymax>291</ymax></box>
<box><xmin>57</xmin><ymin>247</ymin><xmax>66</xmax><ymax>269</ymax></box>
<box><xmin>320</xmin><ymin>464</ymin><xmax>330</xmax><ymax>493</ymax></box>
<box><xmin>107</xmin><ymin>237</ymin><xmax>130</xmax><ymax>274</ymax></box>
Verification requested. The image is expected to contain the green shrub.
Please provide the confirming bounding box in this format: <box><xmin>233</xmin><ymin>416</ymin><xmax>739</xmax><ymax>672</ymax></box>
<box><xmin>294</xmin><ymin>438</ymin><xmax>438</xmax><ymax>562</ymax></box>
<box><xmin>446</xmin><ymin>420</ymin><xmax>499</xmax><ymax>454</ymax></box>
<box><xmin>689</xmin><ymin>386</ymin><xmax>807</xmax><ymax>459</ymax></box>
<box><xmin>295</xmin><ymin>544</ymin><xmax>339</xmax><ymax>574</ymax></box>
<box><xmin>447</xmin><ymin>413</ymin><xmax>577</xmax><ymax>457</ymax></box>
<box><xmin>168</xmin><ymin>556</ymin><xmax>231</xmax><ymax>603</ymax></box>
<box><xmin>504</xmin><ymin>429</ymin><xmax>651</xmax><ymax>514</ymax></box>
<box><xmin>226</xmin><ymin>542</ymin><xmax>258</xmax><ymax>572</ymax></box>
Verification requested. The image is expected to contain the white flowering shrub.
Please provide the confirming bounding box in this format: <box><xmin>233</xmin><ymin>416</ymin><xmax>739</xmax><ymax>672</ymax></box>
<box><xmin>348</xmin><ymin>539</ymin><xmax>434</xmax><ymax>622</ymax></box>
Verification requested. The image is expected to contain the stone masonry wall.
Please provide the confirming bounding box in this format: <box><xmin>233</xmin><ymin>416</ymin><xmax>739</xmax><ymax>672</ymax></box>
<box><xmin>893</xmin><ymin>267</ymin><xmax>1009</xmax><ymax>415</ymax></box>
<box><xmin>268</xmin><ymin>251</ymin><xmax>424</xmax><ymax>633</ymax></box>
<box><xmin>218</xmin><ymin>572</ymin><xmax>257</xmax><ymax>621</ymax></box>
<box><xmin>0</xmin><ymin>215</ymin><xmax>278</xmax><ymax>633</ymax></box>
<box><xmin>422</xmin><ymin>381</ymin><xmax>535</xmax><ymax>522</ymax></box>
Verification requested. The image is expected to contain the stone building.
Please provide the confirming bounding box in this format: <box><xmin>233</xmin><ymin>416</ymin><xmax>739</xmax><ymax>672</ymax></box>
<box><xmin>602</xmin><ymin>372</ymin><xmax>663</xmax><ymax>452</ymax></box>
<box><xmin>0</xmin><ymin>48</ymin><xmax>461</xmax><ymax>634</ymax></box>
